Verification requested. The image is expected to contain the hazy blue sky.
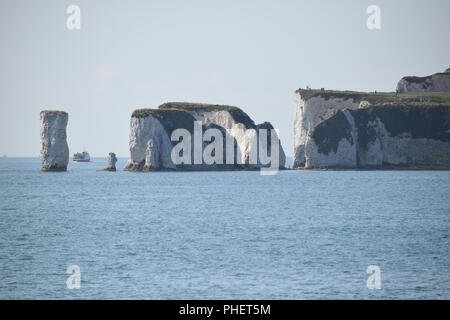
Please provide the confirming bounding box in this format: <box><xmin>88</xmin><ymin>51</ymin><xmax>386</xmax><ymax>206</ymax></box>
<box><xmin>1</xmin><ymin>0</ymin><xmax>449</xmax><ymax>157</ymax></box>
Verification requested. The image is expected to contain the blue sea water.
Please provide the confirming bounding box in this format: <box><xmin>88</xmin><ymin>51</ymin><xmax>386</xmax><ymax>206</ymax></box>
<box><xmin>0</xmin><ymin>157</ymin><xmax>449</xmax><ymax>299</ymax></box>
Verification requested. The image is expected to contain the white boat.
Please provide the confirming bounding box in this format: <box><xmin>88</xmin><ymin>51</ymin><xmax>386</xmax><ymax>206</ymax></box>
<box><xmin>73</xmin><ymin>151</ymin><xmax>90</xmax><ymax>162</ymax></box>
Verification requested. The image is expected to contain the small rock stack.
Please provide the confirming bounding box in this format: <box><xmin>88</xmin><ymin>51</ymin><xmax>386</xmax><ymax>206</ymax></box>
<box><xmin>103</xmin><ymin>152</ymin><xmax>117</xmax><ymax>171</ymax></box>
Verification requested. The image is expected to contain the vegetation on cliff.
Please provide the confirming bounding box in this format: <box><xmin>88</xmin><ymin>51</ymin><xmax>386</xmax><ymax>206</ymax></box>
<box><xmin>158</xmin><ymin>102</ymin><xmax>256</xmax><ymax>129</ymax></box>
<box><xmin>132</xmin><ymin>102</ymin><xmax>257</xmax><ymax>133</ymax></box>
<box><xmin>311</xmin><ymin>110</ymin><xmax>353</xmax><ymax>155</ymax></box>
<box><xmin>353</xmin><ymin>105</ymin><xmax>450</xmax><ymax>150</ymax></box>
<box><xmin>132</xmin><ymin>108</ymin><xmax>197</xmax><ymax>134</ymax></box>
<box><xmin>40</xmin><ymin>110</ymin><xmax>68</xmax><ymax>115</ymax></box>
<box><xmin>296</xmin><ymin>89</ymin><xmax>450</xmax><ymax>106</ymax></box>
<box><xmin>400</xmin><ymin>71</ymin><xmax>449</xmax><ymax>84</ymax></box>
<box><xmin>311</xmin><ymin>104</ymin><xmax>450</xmax><ymax>155</ymax></box>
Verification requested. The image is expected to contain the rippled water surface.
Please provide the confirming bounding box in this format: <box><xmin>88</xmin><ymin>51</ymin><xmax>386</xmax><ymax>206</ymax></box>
<box><xmin>0</xmin><ymin>158</ymin><xmax>449</xmax><ymax>299</ymax></box>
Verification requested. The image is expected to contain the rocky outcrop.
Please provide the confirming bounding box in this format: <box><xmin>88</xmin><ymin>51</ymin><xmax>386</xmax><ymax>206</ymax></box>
<box><xmin>293</xmin><ymin>90</ymin><xmax>372</xmax><ymax>168</ymax></box>
<box><xmin>102</xmin><ymin>152</ymin><xmax>117</xmax><ymax>171</ymax></box>
<box><xmin>304</xmin><ymin>105</ymin><xmax>450</xmax><ymax>168</ymax></box>
<box><xmin>40</xmin><ymin>110</ymin><xmax>69</xmax><ymax>171</ymax></box>
<box><xmin>293</xmin><ymin>85</ymin><xmax>450</xmax><ymax>169</ymax></box>
<box><xmin>397</xmin><ymin>68</ymin><xmax>450</xmax><ymax>93</ymax></box>
<box><xmin>125</xmin><ymin>103</ymin><xmax>286</xmax><ymax>171</ymax></box>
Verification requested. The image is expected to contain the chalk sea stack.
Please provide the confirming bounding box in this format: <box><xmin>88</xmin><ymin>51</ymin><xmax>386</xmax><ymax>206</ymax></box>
<box><xmin>125</xmin><ymin>102</ymin><xmax>286</xmax><ymax>171</ymax></box>
<box><xmin>103</xmin><ymin>152</ymin><xmax>117</xmax><ymax>171</ymax></box>
<box><xmin>293</xmin><ymin>70</ymin><xmax>450</xmax><ymax>169</ymax></box>
<box><xmin>40</xmin><ymin>110</ymin><xmax>69</xmax><ymax>171</ymax></box>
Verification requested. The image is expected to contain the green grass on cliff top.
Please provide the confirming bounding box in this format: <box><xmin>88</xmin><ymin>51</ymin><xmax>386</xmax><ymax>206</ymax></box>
<box><xmin>296</xmin><ymin>89</ymin><xmax>450</xmax><ymax>106</ymax></box>
<box><xmin>132</xmin><ymin>108</ymin><xmax>197</xmax><ymax>133</ymax></box>
<box><xmin>158</xmin><ymin>102</ymin><xmax>240</xmax><ymax>111</ymax></box>
<box><xmin>132</xmin><ymin>102</ymin><xmax>256</xmax><ymax>128</ymax></box>
<box><xmin>401</xmin><ymin>72</ymin><xmax>448</xmax><ymax>83</ymax></box>
<box><xmin>40</xmin><ymin>110</ymin><xmax>68</xmax><ymax>114</ymax></box>
<box><xmin>133</xmin><ymin>102</ymin><xmax>240</xmax><ymax>117</ymax></box>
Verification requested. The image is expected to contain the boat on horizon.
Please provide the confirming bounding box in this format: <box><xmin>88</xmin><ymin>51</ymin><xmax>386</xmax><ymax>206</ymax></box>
<box><xmin>73</xmin><ymin>151</ymin><xmax>90</xmax><ymax>162</ymax></box>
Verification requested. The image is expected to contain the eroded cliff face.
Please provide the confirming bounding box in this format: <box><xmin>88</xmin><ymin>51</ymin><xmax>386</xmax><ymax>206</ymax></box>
<box><xmin>397</xmin><ymin>68</ymin><xmax>450</xmax><ymax>93</ymax></box>
<box><xmin>125</xmin><ymin>103</ymin><xmax>286</xmax><ymax>171</ymax></box>
<box><xmin>293</xmin><ymin>90</ymin><xmax>370</xmax><ymax>168</ymax></box>
<box><xmin>293</xmin><ymin>84</ymin><xmax>450</xmax><ymax>169</ymax></box>
<box><xmin>304</xmin><ymin>105</ymin><xmax>450</xmax><ymax>168</ymax></box>
<box><xmin>125</xmin><ymin>112</ymin><xmax>177</xmax><ymax>171</ymax></box>
<box><xmin>40</xmin><ymin>110</ymin><xmax>69</xmax><ymax>171</ymax></box>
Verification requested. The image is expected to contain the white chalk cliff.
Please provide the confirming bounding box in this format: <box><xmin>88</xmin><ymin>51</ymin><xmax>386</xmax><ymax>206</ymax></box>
<box><xmin>292</xmin><ymin>89</ymin><xmax>450</xmax><ymax>169</ymax></box>
<box><xmin>293</xmin><ymin>90</ymin><xmax>369</xmax><ymax>168</ymax></box>
<box><xmin>303</xmin><ymin>106</ymin><xmax>450</xmax><ymax>168</ymax></box>
<box><xmin>40</xmin><ymin>110</ymin><xmax>69</xmax><ymax>171</ymax></box>
<box><xmin>397</xmin><ymin>68</ymin><xmax>450</xmax><ymax>93</ymax></box>
<box><xmin>294</xmin><ymin>68</ymin><xmax>450</xmax><ymax>169</ymax></box>
<box><xmin>125</xmin><ymin>103</ymin><xmax>286</xmax><ymax>171</ymax></box>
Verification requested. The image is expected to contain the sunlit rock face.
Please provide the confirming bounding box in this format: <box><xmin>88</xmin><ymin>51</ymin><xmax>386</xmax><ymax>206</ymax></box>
<box><xmin>125</xmin><ymin>103</ymin><xmax>286</xmax><ymax>171</ymax></box>
<box><xmin>293</xmin><ymin>90</ymin><xmax>366</xmax><ymax>168</ymax></box>
<box><xmin>40</xmin><ymin>110</ymin><xmax>69</xmax><ymax>172</ymax></box>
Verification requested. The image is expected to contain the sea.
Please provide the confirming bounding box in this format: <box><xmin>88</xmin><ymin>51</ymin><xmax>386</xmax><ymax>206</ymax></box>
<box><xmin>0</xmin><ymin>157</ymin><xmax>449</xmax><ymax>299</ymax></box>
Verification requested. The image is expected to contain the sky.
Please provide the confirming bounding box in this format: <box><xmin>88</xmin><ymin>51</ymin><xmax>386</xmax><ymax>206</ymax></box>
<box><xmin>0</xmin><ymin>0</ymin><xmax>449</xmax><ymax>157</ymax></box>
